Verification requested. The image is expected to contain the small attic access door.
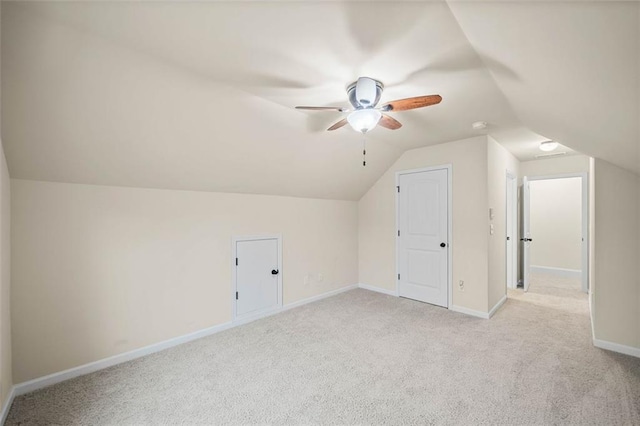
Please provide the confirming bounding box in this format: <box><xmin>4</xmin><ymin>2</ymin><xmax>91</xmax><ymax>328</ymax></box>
<box><xmin>232</xmin><ymin>236</ymin><xmax>282</xmax><ymax>321</ymax></box>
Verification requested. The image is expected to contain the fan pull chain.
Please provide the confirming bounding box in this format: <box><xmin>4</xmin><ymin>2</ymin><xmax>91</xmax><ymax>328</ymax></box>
<box><xmin>362</xmin><ymin>133</ymin><xmax>367</xmax><ymax>167</ymax></box>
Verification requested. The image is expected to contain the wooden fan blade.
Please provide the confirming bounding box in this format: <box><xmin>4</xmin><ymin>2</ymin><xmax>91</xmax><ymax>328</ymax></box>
<box><xmin>382</xmin><ymin>95</ymin><xmax>442</xmax><ymax>112</ymax></box>
<box><xmin>379</xmin><ymin>114</ymin><xmax>402</xmax><ymax>130</ymax></box>
<box><xmin>327</xmin><ymin>118</ymin><xmax>348</xmax><ymax>131</ymax></box>
<box><xmin>296</xmin><ymin>106</ymin><xmax>345</xmax><ymax>112</ymax></box>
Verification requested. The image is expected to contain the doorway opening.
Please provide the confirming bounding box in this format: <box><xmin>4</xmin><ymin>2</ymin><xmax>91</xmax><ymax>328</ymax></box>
<box><xmin>520</xmin><ymin>173</ymin><xmax>588</xmax><ymax>294</ymax></box>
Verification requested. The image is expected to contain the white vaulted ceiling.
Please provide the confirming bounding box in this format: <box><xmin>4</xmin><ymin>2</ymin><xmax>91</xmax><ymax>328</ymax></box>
<box><xmin>1</xmin><ymin>1</ymin><xmax>638</xmax><ymax>200</ymax></box>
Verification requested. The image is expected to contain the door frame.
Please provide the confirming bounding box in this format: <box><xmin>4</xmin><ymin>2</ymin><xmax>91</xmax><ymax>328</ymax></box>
<box><xmin>506</xmin><ymin>170</ymin><xmax>518</xmax><ymax>289</ymax></box>
<box><xmin>522</xmin><ymin>176</ymin><xmax>531</xmax><ymax>291</ymax></box>
<box><xmin>231</xmin><ymin>234</ymin><xmax>283</xmax><ymax>322</ymax></box>
<box><xmin>395</xmin><ymin>164</ymin><xmax>453</xmax><ymax>308</ymax></box>
<box><xmin>523</xmin><ymin>173</ymin><xmax>589</xmax><ymax>293</ymax></box>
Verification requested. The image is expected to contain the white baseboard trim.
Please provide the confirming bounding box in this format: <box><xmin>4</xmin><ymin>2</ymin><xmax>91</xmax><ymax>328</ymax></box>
<box><xmin>14</xmin><ymin>320</ymin><xmax>234</xmax><ymax>397</ymax></box>
<box><xmin>281</xmin><ymin>284</ymin><xmax>358</xmax><ymax>312</ymax></box>
<box><xmin>530</xmin><ymin>265</ymin><xmax>581</xmax><ymax>279</ymax></box>
<box><xmin>593</xmin><ymin>338</ymin><xmax>640</xmax><ymax>359</ymax></box>
<box><xmin>358</xmin><ymin>283</ymin><xmax>398</xmax><ymax>297</ymax></box>
<box><xmin>449</xmin><ymin>304</ymin><xmax>490</xmax><ymax>319</ymax></box>
<box><xmin>13</xmin><ymin>284</ymin><xmax>359</xmax><ymax>398</ymax></box>
<box><xmin>230</xmin><ymin>284</ymin><xmax>358</xmax><ymax>327</ymax></box>
<box><xmin>0</xmin><ymin>386</ymin><xmax>16</xmax><ymax>425</ymax></box>
<box><xmin>488</xmin><ymin>295</ymin><xmax>507</xmax><ymax>318</ymax></box>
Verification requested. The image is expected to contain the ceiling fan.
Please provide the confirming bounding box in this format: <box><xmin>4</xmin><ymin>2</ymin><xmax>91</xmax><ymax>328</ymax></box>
<box><xmin>295</xmin><ymin>77</ymin><xmax>442</xmax><ymax>133</ymax></box>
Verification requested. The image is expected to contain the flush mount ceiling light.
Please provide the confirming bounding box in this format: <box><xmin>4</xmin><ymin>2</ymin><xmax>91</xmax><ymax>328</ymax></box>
<box><xmin>347</xmin><ymin>108</ymin><xmax>382</xmax><ymax>133</ymax></box>
<box><xmin>472</xmin><ymin>121</ymin><xmax>487</xmax><ymax>130</ymax></box>
<box><xmin>539</xmin><ymin>140</ymin><xmax>559</xmax><ymax>152</ymax></box>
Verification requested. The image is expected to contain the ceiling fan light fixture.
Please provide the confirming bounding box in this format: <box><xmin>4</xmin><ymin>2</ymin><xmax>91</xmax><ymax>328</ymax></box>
<box><xmin>539</xmin><ymin>140</ymin><xmax>559</xmax><ymax>152</ymax></box>
<box><xmin>347</xmin><ymin>108</ymin><xmax>381</xmax><ymax>133</ymax></box>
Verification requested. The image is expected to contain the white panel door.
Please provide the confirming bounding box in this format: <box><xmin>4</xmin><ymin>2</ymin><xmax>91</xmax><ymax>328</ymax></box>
<box><xmin>398</xmin><ymin>168</ymin><xmax>449</xmax><ymax>307</ymax></box>
<box><xmin>522</xmin><ymin>177</ymin><xmax>532</xmax><ymax>292</ymax></box>
<box><xmin>235</xmin><ymin>238</ymin><xmax>280</xmax><ymax>317</ymax></box>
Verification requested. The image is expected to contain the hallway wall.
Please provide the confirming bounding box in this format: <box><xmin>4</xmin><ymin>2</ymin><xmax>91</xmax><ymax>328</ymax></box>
<box><xmin>529</xmin><ymin>177</ymin><xmax>582</xmax><ymax>271</ymax></box>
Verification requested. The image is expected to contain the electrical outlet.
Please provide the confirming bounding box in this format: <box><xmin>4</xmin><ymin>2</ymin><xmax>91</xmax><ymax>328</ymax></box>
<box><xmin>317</xmin><ymin>273</ymin><xmax>324</xmax><ymax>283</ymax></box>
<box><xmin>459</xmin><ymin>280</ymin><xmax>465</xmax><ymax>291</ymax></box>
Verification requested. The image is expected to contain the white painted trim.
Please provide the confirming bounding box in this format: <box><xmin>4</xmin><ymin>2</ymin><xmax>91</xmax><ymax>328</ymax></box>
<box><xmin>14</xmin><ymin>321</ymin><xmax>234</xmax><ymax>397</ymax></box>
<box><xmin>282</xmin><ymin>284</ymin><xmax>358</xmax><ymax>311</ymax></box>
<box><xmin>522</xmin><ymin>175</ymin><xmax>531</xmax><ymax>291</ymax></box>
<box><xmin>12</xmin><ymin>284</ymin><xmax>358</xmax><ymax>398</ymax></box>
<box><xmin>449</xmin><ymin>305</ymin><xmax>490</xmax><ymax>319</ymax></box>
<box><xmin>449</xmin><ymin>296</ymin><xmax>506</xmax><ymax>320</ymax></box>
<box><xmin>530</xmin><ymin>265</ymin><xmax>581</xmax><ymax>279</ymax></box>
<box><xmin>505</xmin><ymin>171</ymin><xmax>518</xmax><ymax>289</ymax></box>
<box><xmin>488</xmin><ymin>295</ymin><xmax>507</xmax><ymax>318</ymax></box>
<box><xmin>358</xmin><ymin>283</ymin><xmax>398</xmax><ymax>297</ymax></box>
<box><xmin>395</xmin><ymin>164</ymin><xmax>453</xmax><ymax>309</ymax></box>
<box><xmin>0</xmin><ymin>386</ymin><xmax>16</xmax><ymax>425</ymax></box>
<box><xmin>593</xmin><ymin>339</ymin><xmax>640</xmax><ymax>359</ymax></box>
<box><xmin>231</xmin><ymin>234</ymin><xmax>283</xmax><ymax>322</ymax></box>
<box><xmin>580</xmin><ymin>172</ymin><xmax>589</xmax><ymax>293</ymax></box>
<box><xmin>589</xmin><ymin>290</ymin><xmax>596</xmax><ymax>341</ymax></box>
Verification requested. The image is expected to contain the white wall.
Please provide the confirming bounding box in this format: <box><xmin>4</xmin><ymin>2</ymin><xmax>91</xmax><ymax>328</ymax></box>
<box><xmin>591</xmin><ymin>159</ymin><xmax>640</xmax><ymax>349</ymax></box>
<box><xmin>0</xmin><ymin>143</ymin><xmax>10</xmax><ymax>409</ymax></box>
<box><xmin>520</xmin><ymin>154</ymin><xmax>590</xmax><ymax>177</ymax></box>
<box><xmin>529</xmin><ymin>178</ymin><xmax>582</xmax><ymax>271</ymax></box>
<box><xmin>11</xmin><ymin>180</ymin><xmax>358</xmax><ymax>383</ymax></box>
<box><xmin>0</xmin><ymin>3</ymin><xmax>14</xmax><ymax>411</ymax></box>
<box><xmin>359</xmin><ymin>136</ymin><xmax>490</xmax><ymax>313</ymax></box>
<box><xmin>487</xmin><ymin>137</ymin><xmax>519</xmax><ymax>310</ymax></box>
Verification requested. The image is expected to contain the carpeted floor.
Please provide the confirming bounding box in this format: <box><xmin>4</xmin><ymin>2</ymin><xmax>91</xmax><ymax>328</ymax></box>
<box><xmin>7</xmin><ymin>276</ymin><xmax>640</xmax><ymax>425</ymax></box>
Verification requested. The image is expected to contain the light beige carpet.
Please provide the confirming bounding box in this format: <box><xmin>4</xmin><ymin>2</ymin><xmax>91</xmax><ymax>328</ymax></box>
<box><xmin>7</xmin><ymin>279</ymin><xmax>640</xmax><ymax>425</ymax></box>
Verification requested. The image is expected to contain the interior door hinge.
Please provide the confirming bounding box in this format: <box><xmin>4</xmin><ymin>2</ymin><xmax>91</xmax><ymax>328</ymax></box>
<box><xmin>398</xmin><ymin>273</ymin><xmax>400</xmax><ymax>280</ymax></box>
<box><xmin>397</xmin><ymin>186</ymin><xmax>400</xmax><ymax>193</ymax></box>
<box><xmin>236</xmin><ymin>291</ymin><xmax>238</xmax><ymax>300</ymax></box>
<box><xmin>235</xmin><ymin>258</ymin><xmax>238</xmax><ymax>266</ymax></box>
<box><xmin>398</xmin><ymin>230</ymin><xmax>400</xmax><ymax>237</ymax></box>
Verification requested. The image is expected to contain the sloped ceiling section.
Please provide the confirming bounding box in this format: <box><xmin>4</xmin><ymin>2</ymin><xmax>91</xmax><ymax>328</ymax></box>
<box><xmin>1</xmin><ymin>1</ymin><xmax>638</xmax><ymax>201</ymax></box>
<box><xmin>449</xmin><ymin>1</ymin><xmax>640</xmax><ymax>174</ymax></box>
<box><xmin>1</xmin><ymin>1</ymin><xmax>518</xmax><ymax>200</ymax></box>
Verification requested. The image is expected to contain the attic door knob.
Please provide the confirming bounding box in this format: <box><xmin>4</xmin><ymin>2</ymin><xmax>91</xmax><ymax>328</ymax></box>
<box><xmin>440</xmin><ymin>242</ymin><xmax>446</xmax><ymax>248</ymax></box>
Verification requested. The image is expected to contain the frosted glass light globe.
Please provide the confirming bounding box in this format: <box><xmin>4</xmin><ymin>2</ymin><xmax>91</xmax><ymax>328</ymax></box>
<box><xmin>347</xmin><ymin>108</ymin><xmax>382</xmax><ymax>133</ymax></box>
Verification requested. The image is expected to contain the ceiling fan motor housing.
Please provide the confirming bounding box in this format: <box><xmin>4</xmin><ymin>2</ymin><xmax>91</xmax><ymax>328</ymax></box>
<box><xmin>348</xmin><ymin>77</ymin><xmax>384</xmax><ymax>109</ymax></box>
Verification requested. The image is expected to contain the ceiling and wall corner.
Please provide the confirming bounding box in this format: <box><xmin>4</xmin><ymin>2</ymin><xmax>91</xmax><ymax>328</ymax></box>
<box><xmin>448</xmin><ymin>1</ymin><xmax>640</xmax><ymax>176</ymax></box>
